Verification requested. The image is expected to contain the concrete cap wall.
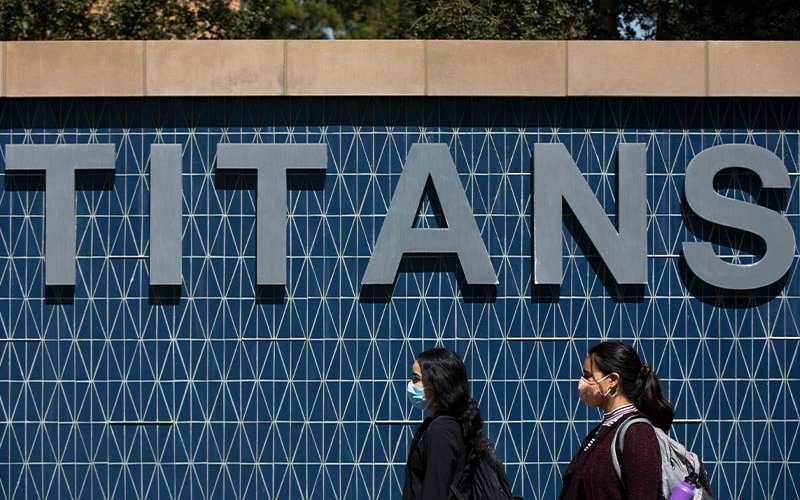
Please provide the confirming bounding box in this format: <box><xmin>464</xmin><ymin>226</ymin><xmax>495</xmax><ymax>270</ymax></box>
<box><xmin>2</xmin><ymin>40</ymin><xmax>799</xmax><ymax>97</ymax></box>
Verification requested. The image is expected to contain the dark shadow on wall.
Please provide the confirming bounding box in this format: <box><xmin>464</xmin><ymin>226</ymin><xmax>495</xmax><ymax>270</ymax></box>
<box><xmin>679</xmin><ymin>169</ymin><xmax>790</xmax><ymax>308</ymax></box>
<box><xmin>4</xmin><ymin>169</ymin><xmax>115</xmax><ymax>191</ymax></box>
<box><xmin>677</xmin><ymin>257</ymin><xmax>788</xmax><ymax>308</ymax></box>
<box><xmin>3</xmin><ymin>171</ymin><xmax>47</xmax><ymax>191</ymax></box>
<box><xmin>256</xmin><ymin>285</ymin><xmax>286</xmax><ymax>304</ymax></box>
<box><xmin>75</xmin><ymin>170</ymin><xmax>115</xmax><ymax>190</ymax></box>
<box><xmin>149</xmin><ymin>285</ymin><xmax>182</xmax><ymax>306</ymax></box>
<box><xmin>214</xmin><ymin>169</ymin><xmax>257</xmax><ymax>190</ymax></box>
<box><xmin>45</xmin><ymin>285</ymin><xmax>75</xmax><ymax>305</ymax></box>
<box><xmin>530</xmin><ymin>284</ymin><xmax>561</xmax><ymax>303</ymax></box>
<box><xmin>288</xmin><ymin>170</ymin><xmax>327</xmax><ymax>191</ymax></box>
<box><xmin>413</xmin><ymin>177</ymin><xmax>449</xmax><ymax>229</ymax></box>
<box><xmin>214</xmin><ymin>167</ymin><xmax>326</xmax><ymax>191</ymax></box>
<box><xmin>359</xmin><ymin>254</ymin><xmax>498</xmax><ymax>303</ymax></box>
<box><xmin>0</xmin><ymin>97</ymin><xmax>797</xmax><ymax>131</ymax></box>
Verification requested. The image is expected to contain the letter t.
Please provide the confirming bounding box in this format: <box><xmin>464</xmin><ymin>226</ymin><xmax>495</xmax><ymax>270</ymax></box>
<box><xmin>5</xmin><ymin>144</ymin><xmax>116</xmax><ymax>286</ymax></box>
<box><xmin>216</xmin><ymin>144</ymin><xmax>327</xmax><ymax>287</ymax></box>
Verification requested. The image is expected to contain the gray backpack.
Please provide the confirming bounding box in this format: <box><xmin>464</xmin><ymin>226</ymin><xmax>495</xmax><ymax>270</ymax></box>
<box><xmin>611</xmin><ymin>417</ymin><xmax>714</xmax><ymax>500</ymax></box>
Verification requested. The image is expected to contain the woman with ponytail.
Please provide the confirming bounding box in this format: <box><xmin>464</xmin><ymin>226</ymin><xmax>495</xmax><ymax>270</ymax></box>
<box><xmin>402</xmin><ymin>347</ymin><xmax>486</xmax><ymax>500</ymax></box>
<box><xmin>560</xmin><ymin>341</ymin><xmax>675</xmax><ymax>500</ymax></box>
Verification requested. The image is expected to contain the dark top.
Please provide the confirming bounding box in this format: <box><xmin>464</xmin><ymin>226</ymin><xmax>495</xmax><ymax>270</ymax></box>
<box><xmin>560</xmin><ymin>411</ymin><xmax>661</xmax><ymax>500</ymax></box>
<box><xmin>403</xmin><ymin>414</ymin><xmax>471</xmax><ymax>500</ymax></box>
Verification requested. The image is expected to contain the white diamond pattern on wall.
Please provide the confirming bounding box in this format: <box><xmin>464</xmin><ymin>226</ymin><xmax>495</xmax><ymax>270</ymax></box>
<box><xmin>0</xmin><ymin>97</ymin><xmax>798</xmax><ymax>499</ymax></box>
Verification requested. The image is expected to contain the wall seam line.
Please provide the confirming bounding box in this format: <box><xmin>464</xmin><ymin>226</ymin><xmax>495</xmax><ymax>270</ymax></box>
<box><xmin>283</xmin><ymin>40</ymin><xmax>288</xmax><ymax>96</ymax></box>
<box><xmin>142</xmin><ymin>41</ymin><xmax>148</xmax><ymax>97</ymax></box>
<box><xmin>705</xmin><ymin>41</ymin><xmax>710</xmax><ymax>97</ymax></box>
<box><xmin>564</xmin><ymin>41</ymin><xmax>570</xmax><ymax>97</ymax></box>
<box><xmin>424</xmin><ymin>40</ymin><xmax>429</xmax><ymax>96</ymax></box>
<box><xmin>2</xmin><ymin>42</ymin><xmax>7</xmax><ymax>97</ymax></box>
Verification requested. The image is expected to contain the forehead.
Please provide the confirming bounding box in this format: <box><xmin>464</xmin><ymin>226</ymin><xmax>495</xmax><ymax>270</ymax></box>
<box><xmin>582</xmin><ymin>355</ymin><xmax>598</xmax><ymax>374</ymax></box>
<box><xmin>412</xmin><ymin>361</ymin><xmax>421</xmax><ymax>374</ymax></box>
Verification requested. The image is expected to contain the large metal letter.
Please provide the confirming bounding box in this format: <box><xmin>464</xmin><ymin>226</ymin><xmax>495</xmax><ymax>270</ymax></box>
<box><xmin>533</xmin><ymin>143</ymin><xmax>647</xmax><ymax>285</ymax></box>
<box><xmin>150</xmin><ymin>145</ymin><xmax>183</xmax><ymax>286</ymax></box>
<box><xmin>683</xmin><ymin>144</ymin><xmax>795</xmax><ymax>290</ymax></box>
<box><xmin>216</xmin><ymin>144</ymin><xmax>327</xmax><ymax>286</ymax></box>
<box><xmin>361</xmin><ymin>144</ymin><xmax>497</xmax><ymax>286</ymax></box>
<box><xmin>5</xmin><ymin>144</ymin><xmax>115</xmax><ymax>286</ymax></box>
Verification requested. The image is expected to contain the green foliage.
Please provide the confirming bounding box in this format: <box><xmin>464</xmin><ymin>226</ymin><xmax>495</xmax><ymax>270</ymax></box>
<box><xmin>0</xmin><ymin>0</ymin><xmax>798</xmax><ymax>41</ymax></box>
<box><xmin>405</xmin><ymin>0</ymin><xmax>504</xmax><ymax>40</ymax></box>
<box><xmin>195</xmin><ymin>0</ymin><xmax>240</xmax><ymax>39</ymax></box>
<box><xmin>0</xmin><ymin>0</ymin><xmax>95</xmax><ymax>40</ymax></box>
<box><xmin>627</xmin><ymin>0</ymin><xmax>800</xmax><ymax>40</ymax></box>
<box><xmin>410</xmin><ymin>0</ymin><xmax>503</xmax><ymax>39</ymax></box>
<box><xmin>233</xmin><ymin>0</ymin><xmax>342</xmax><ymax>39</ymax></box>
<box><xmin>95</xmin><ymin>0</ymin><xmax>196</xmax><ymax>40</ymax></box>
<box><xmin>332</xmin><ymin>0</ymin><xmax>406</xmax><ymax>39</ymax></box>
<box><xmin>514</xmin><ymin>0</ymin><xmax>594</xmax><ymax>39</ymax></box>
<box><xmin>343</xmin><ymin>0</ymin><xmax>596</xmax><ymax>40</ymax></box>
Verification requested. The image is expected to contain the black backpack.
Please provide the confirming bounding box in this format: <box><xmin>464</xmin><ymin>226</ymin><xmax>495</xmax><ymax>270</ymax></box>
<box><xmin>448</xmin><ymin>437</ymin><xmax>516</xmax><ymax>500</ymax></box>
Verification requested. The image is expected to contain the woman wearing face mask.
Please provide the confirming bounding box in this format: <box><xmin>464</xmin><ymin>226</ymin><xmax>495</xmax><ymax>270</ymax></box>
<box><xmin>402</xmin><ymin>347</ymin><xmax>484</xmax><ymax>500</ymax></box>
<box><xmin>560</xmin><ymin>341</ymin><xmax>675</xmax><ymax>500</ymax></box>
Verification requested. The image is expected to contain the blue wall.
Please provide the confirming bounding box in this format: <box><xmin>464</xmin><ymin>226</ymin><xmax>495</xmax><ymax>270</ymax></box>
<box><xmin>0</xmin><ymin>98</ymin><xmax>797</xmax><ymax>499</ymax></box>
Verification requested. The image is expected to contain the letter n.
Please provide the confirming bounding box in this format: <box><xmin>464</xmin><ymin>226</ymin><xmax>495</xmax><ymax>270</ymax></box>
<box><xmin>533</xmin><ymin>143</ymin><xmax>647</xmax><ymax>285</ymax></box>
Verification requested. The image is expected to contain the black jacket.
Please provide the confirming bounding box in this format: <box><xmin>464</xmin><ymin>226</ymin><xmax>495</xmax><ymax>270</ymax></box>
<box><xmin>402</xmin><ymin>414</ymin><xmax>471</xmax><ymax>500</ymax></box>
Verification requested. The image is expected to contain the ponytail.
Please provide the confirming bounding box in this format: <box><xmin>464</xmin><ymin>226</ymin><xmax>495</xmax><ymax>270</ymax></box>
<box><xmin>637</xmin><ymin>363</ymin><xmax>675</xmax><ymax>432</ymax></box>
<box><xmin>460</xmin><ymin>397</ymin><xmax>491</xmax><ymax>466</ymax></box>
<box><xmin>589</xmin><ymin>342</ymin><xmax>675</xmax><ymax>432</ymax></box>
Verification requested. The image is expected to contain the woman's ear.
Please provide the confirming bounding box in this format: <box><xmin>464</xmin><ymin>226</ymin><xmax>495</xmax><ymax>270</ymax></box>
<box><xmin>609</xmin><ymin>372</ymin><xmax>621</xmax><ymax>392</ymax></box>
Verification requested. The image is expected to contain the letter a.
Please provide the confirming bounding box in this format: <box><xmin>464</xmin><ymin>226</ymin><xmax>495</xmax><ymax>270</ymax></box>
<box><xmin>362</xmin><ymin>144</ymin><xmax>497</xmax><ymax>286</ymax></box>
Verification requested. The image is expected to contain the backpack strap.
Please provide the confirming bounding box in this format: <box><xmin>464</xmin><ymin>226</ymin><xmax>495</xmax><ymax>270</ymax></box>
<box><xmin>449</xmin><ymin>480</ymin><xmax>467</xmax><ymax>500</ymax></box>
<box><xmin>610</xmin><ymin>416</ymin><xmax>653</xmax><ymax>488</ymax></box>
<box><xmin>443</xmin><ymin>415</ymin><xmax>469</xmax><ymax>500</ymax></box>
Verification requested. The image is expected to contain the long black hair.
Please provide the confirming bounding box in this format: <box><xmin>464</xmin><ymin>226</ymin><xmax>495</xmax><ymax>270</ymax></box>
<box><xmin>416</xmin><ymin>347</ymin><xmax>487</xmax><ymax>465</ymax></box>
<box><xmin>588</xmin><ymin>341</ymin><xmax>675</xmax><ymax>432</ymax></box>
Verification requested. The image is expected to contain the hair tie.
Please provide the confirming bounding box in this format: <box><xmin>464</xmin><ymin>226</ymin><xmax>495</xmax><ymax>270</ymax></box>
<box><xmin>639</xmin><ymin>363</ymin><xmax>651</xmax><ymax>380</ymax></box>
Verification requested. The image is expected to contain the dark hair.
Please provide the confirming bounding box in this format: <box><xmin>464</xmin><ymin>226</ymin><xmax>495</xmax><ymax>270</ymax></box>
<box><xmin>588</xmin><ymin>341</ymin><xmax>675</xmax><ymax>432</ymax></box>
<box><xmin>417</xmin><ymin>347</ymin><xmax>487</xmax><ymax>465</ymax></box>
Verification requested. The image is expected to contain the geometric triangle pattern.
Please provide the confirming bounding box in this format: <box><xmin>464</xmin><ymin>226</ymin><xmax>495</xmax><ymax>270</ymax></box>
<box><xmin>413</xmin><ymin>176</ymin><xmax>447</xmax><ymax>228</ymax></box>
<box><xmin>0</xmin><ymin>97</ymin><xmax>797</xmax><ymax>499</ymax></box>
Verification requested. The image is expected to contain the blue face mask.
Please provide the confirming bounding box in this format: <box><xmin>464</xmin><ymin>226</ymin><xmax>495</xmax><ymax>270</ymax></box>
<box><xmin>406</xmin><ymin>381</ymin><xmax>430</xmax><ymax>410</ymax></box>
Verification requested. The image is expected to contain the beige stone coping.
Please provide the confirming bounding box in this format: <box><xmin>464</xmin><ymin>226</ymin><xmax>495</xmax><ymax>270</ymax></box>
<box><xmin>0</xmin><ymin>40</ymin><xmax>798</xmax><ymax>97</ymax></box>
<box><xmin>567</xmin><ymin>41</ymin><xmax>707</xmax><ymax>96</ymax></box>
<box><xmin>427</xmin><ymin>40</ymin><xmax>567</xmax><ymax>96</ymax></box>
<box><xmin>708</xmin><ymin>41</ymin><xmax>800</xmax><ymax>96</ymax></box>
<box><xmin>146</xmin><ymin>40</ymin><xmax>284</xmax><ymax>96</ymax></box>
<box><xmin>287</xmin><ymin>40</ymin><xmax>425</xmax><ymax>95</ymax></box>
<box><xmin>6</xmin><ymin>41</ymin><xmax>144</xmax><ymax>97</ymax></box>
